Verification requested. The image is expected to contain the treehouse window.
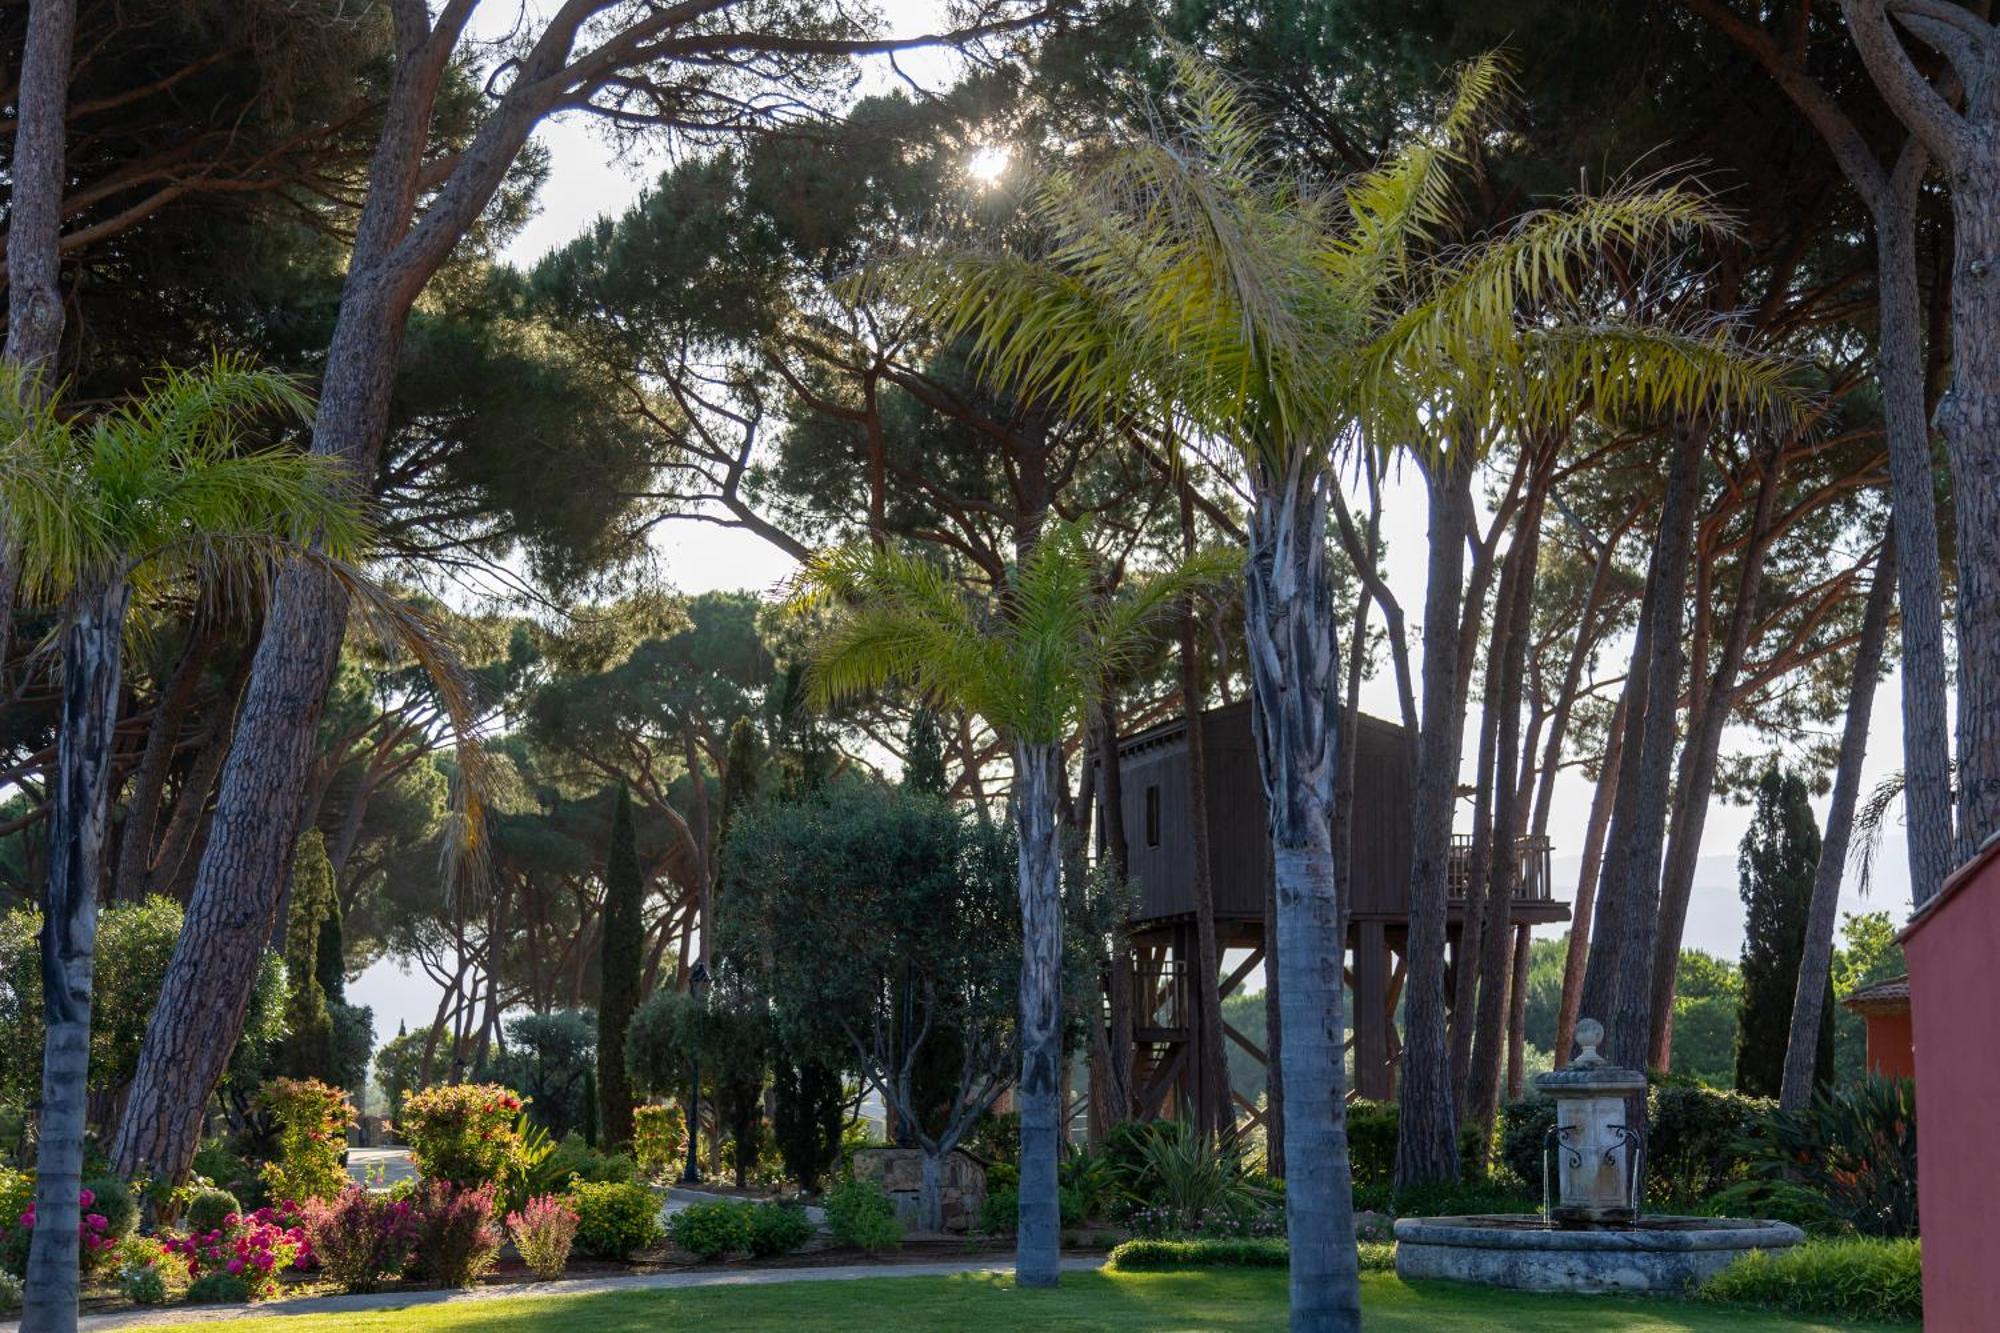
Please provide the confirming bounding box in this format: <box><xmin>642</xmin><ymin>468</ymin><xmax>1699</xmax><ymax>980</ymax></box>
<box><xmin>1145</xmin><ymin>784</ymin><xmax>1161</xmax><ymax>848</ymax></box>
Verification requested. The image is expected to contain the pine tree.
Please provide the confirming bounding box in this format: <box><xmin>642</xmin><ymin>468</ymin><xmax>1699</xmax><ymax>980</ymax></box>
<box><xmin>717</xmin><ymin>717</ymin><xmax>765</xmax><ymax>850</ymax></box>
<box><xmin>902</xmin><ymin>708</ymin><xmax>950</xmax><ymax>796</ymax></box>
<box><xmin>280</xmin><ymin>831</ymin><xmax>337</xmax><ymax>1082</ymax></box>
<box><xmin>597</xmin><ymin>785</ymin><xmax>645</xmax><ymax>1151</ymax></box>
<box><xmin>1734</xmin><ymin>767</ymin><xmax>1831</xmax><ymax>1096</ymax></box>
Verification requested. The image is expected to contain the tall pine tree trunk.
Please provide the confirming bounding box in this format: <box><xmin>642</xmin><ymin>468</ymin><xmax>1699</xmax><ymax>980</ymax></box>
<box><xmin>1394</xmin><ymin>457</ymin><xmax>1471</xmax><ymax>1189</ymax></box>
<box><xmin>1555</xmin><ymin>688</ymin><xmax>1625</xmax><ymax>1067</ymax></box>
<box><xmin>1647</xmin><ymin>447</ymin><xmax>1783</xmax><ymax>1064</ymax></box>
<box><xmin>1782</xmin><ymin>537</ymin><xmax>1894</xmax><ymax>1109</ymax></box>
<box><xmin>1179</xmin><ymin>483</ymin><xmax>1231</xmax><ymax>1136</ymax></box>
<box><xmin>1244</xmin><ymin>463</ymin><xmax>1359</xmax><ymax>1333</ymax></box>
<box><xmin>1012</xmin><ymin>739</ymin><xmax>1066</xmax><ymax>1288</ymax></box>
<box><xmin>0</xmin><ymin>0</ymin><xmax>78</xmax><ymax>699</ymax></box>
<box><xmin>24</xmin><ymin>580</ymin><xmax>129</xmax><ymax>1333</ymax></box>
<box><xmin>1580</xmin><ymin>426</ymin><xmax>1699</xmax><ymax>1067</ymax></box>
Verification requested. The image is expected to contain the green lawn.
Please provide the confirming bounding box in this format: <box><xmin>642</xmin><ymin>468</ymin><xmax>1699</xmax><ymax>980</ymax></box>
<box><xmin>140</xmin><ymin>1269</ymin><xmax>1913</xmax><ymax>1332</ymax></box>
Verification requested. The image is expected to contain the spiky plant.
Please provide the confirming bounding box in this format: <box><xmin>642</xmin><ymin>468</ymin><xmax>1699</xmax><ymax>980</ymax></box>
<box><xmin>792</xmin><ymin>517</ymin><xmax>1235</xmax><ymax>1286</ymax></box>
<box><xmin>872</xmin><ymin>48</ymin><xmax>1803</xmax><ymax>1331</ymax></box>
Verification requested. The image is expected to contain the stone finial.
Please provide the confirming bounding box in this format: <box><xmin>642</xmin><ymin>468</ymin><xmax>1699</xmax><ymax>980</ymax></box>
<box><xmin>1572</xmin><ymin>1017</ymin><xmax>1607</xmax><ymax>1069</ymax></box>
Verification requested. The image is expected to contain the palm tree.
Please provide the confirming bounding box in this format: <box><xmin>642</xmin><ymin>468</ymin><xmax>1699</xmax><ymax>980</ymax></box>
<box><xmin>878</xmin><ymin>52</ymin><xmax>1802</xmax><ymax>1330</ymax></box>
<box><xmin>2</xmin><ymin>358</ymin><xmax>368</xmax><ymax>1333</ymax></box>
<box><xmin>793</xmin><ymin>519</ymin><xmax>1233</xmax><ymax>1288</ymax></box>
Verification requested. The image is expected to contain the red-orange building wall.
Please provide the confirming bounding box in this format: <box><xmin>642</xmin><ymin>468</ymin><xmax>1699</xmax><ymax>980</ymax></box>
<box><xmin>1902</xmin><ymin>846</ymin><xmax>2000</xmax><ymax>1332</ymax></box>
<box><xmin>1863</xmin><ymin>1011</ymin><xmax>1916</xmax><ymax>1081</ymax></box>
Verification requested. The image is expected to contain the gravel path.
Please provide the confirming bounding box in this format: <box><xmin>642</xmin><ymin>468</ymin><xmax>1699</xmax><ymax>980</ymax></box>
<box><xmin>51</xmin><ymin>1256</ymin><xmax>1104</xmax><ymax>1330</ymax></box>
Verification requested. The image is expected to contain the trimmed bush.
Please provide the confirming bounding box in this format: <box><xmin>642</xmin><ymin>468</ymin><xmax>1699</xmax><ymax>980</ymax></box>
<box><xmin>569</xmin><ymin>1180</ymin><xmax>663</xmax><ymax>1259</ymax></box>
<box><xmin>401</xmin><ymin>1083</ymin><xmax>526</xmax><ymax>1190</ymax></box>
<box><xmin>665</xmin><ymin>1200</ymin><xmax>748</xmax><ymax>1260</ymax></box>
<box><xmin>303</xmin><ymin>1186</ymin><xmax>418</xmax><ymax>1293</ymax></box>
<box><xmin>822</xmin><ymin>1177</ymin><xmax>903</xmax><ymax>1253</ymax></box>
<box><xmin>410</xmin><ymin>1181</ymin><xmax>501</xmax><ymax>1288</ymax></box>
<box><xmin>744</xmin><ymin>1202</ymin><xmax>813</xmax><ymax>1257</ymax></box>
<box><xmin>544</xmin><ymin>1134</ymin><xmax>637</xmax><ymax>1189</ymax></box>
<box><xmin>1344</xmin><ymin>1100</ymin><xmax>1399</xmax><ymax>1199</ymax></box>
<box><xmin>1700</xmin><ymin>1237</ymin><xmax>1921</xmax><ymax>1324</ymax></box>
<box><xmin>507</xmin><ymin>1194</ymin><xmax>580</xmax><ymax>1280</ymax></box>
<box><xmin>1109</xmin><ymin>1237</ymin><xmax>1289</xmax><ymax>1269</ymax></box>
<box><xmin>183</xmin><ymin>1187</ymin><xmax>241</xmax><ymax>1237</ymax></box>
<box><xmin>184</xmin><ymin>1271</ymin><xmax>253</xmax><ymax>1305</ymax></box>
<box><xmin>80</xmin><ymin>1176</ymin><xmax>138</xmax><ymax>1244</ymax></box>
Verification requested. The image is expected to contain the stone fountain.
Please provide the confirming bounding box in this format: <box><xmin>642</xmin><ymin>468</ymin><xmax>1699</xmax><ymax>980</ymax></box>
<box><xmin>1393</xmin><ymin>1019</ymin><xmax>1804</xmax><ymax>1293</ymax></box>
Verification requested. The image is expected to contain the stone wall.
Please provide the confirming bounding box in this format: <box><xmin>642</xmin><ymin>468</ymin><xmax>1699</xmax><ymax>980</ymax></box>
<box><xmin>849</xmin><ymin>1148</ymin><xmax>988</xmax><ymax>1233</ymax></box>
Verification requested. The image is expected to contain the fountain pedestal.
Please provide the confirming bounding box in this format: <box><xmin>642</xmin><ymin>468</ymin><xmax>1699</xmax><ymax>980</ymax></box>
<box><xmin>1391</xmin><ymin>1017</ymin><xmax>1804</xmax><ymax>1293</ymax></box>
<box><xmin>1535</xmin><ymin>1017</ymin><xmax>1647</xmax><ymax>1226</ymax></box>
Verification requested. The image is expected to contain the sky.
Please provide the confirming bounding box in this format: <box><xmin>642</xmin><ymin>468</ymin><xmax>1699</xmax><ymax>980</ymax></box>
<box><xmin>347</xmin><ymin>3</ymin><xmax>1922</xmax><ymax>1045</ymax></box>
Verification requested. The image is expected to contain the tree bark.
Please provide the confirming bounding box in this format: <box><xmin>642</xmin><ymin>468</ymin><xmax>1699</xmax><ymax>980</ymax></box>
<box><xmin>1243</xmin><ymin>462</ymin><xmax>1360</xmax><ymax>1332</ymax></box>
<box><xmin>1179</xmin><ymin>482</ymin><xmax>1230</xmax><ymax>1136</ymax></box>
<box><xmin>1394</xmin><ymin>456</ymin><xmax>1472</xmax><ymax>1190</ymax></box>
<box><xmin>1607</xmin><ymin>426</ymin><xmax>1701</xmax><ymax>1071</ymax></box>
<box><xmin>24</xmin><ymin>579</ymin><xmax>129</xmax><ymax>1333</ymax></box>
<box><xmin>0</xmin><ymin>0</ymin><xmax>79</xmax><ymax>697</ymax></box>
<box><xmin>1833</xmin><ymin>0</ymin><xmax>1972</xmax><ymax>887</ymax></box>
<box><xmin>1647</xmin><ymin>443</ymin><xmax>1785</xmax><ymax>1065</ymax></box>
<box><xmin>111</xmin><ymin>2</ymin><xmax>480</xmax><ymax>1183</ymax></box>
<box><xmin>112</xmin><ymin>622</ymin><xmax>219</xmax><ymax>901</ymax></box>
<box><xmin>1012</xmin><ymin>739</ymin><xmax>1066</xmax><ymax>1289</ymax></box>
<box><xmin>1578</xmin><ymin>426</ymin><xmax>1699</xmax><ymax>1067</ymax></box>
<box><xmin>1469</xmin><ymin>490</ymin><xmax>1542</xmax><ymax>1142</ymax></box>
<box><xmin>1555</xmin><ymin>689</ymin><xmax>1626</xmax><ymax>1069</ymax></box>
<box><xmin>1781</xmin><ymin>536</ymin><xmax>1895</xmax><ymax>1110</ymax></box>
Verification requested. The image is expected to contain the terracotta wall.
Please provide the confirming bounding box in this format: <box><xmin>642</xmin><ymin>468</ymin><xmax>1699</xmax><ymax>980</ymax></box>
<box><xmin>1863</xmin><ymin>1012</ymin><xmax>1916</xmax><ymax>1082</ymax></box>
<box><xmin>1903</xmin><ymin>854</ymin><xmax>2000</xmax><ymax>1332</ymax></box>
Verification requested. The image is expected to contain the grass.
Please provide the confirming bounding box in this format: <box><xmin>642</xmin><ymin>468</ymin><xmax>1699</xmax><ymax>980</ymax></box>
<box><xmin>138</xmin><ymin>1268</ymin><xmax>1917</xmax><ymax>1331</ymax></box>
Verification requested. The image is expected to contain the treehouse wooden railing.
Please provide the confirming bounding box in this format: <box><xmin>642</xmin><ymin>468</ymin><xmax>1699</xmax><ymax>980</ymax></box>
<box><xmin>1446</xmin><ymin>833</ymin><xmax>1554</xmax><ymax>902</ymax></box>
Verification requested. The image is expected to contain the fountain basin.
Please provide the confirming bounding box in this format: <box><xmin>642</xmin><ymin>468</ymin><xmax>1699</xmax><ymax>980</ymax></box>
<box><xmin>1393</xmin><ymin>1214</ymin><xmax>1806</xmax><ymax>1293</ymax></box>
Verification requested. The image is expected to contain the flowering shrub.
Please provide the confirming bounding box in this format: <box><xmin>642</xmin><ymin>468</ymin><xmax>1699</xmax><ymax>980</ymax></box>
<box><xmin>302</xmin><ymin>1186</ymin><xmax>418</xmax><ymax>1293</ymax></box>
<box><xmin>2</xmin><ymin>1181</ymin><xmax>133</xmax><ymax>1276</ymax></box>
<box><xmin>506</xmin><ymin>1194</ymin><xmax>580</xmax><ymax>1279</ymax></box>
<box><xmin>258</xmin><ymin>1078</ymin><xmax>356</xmax><ymax>1203</ymax></box>
<box><xmin>162</xmin><ymin>1208</ymin><xmax>306</xmax><ymax>1301</ymax></box>
<box><xmin>410</xmin><ymin>1181</ymin><xmax>501</xmax><ymax>1288</ymax></box>
<box><xmin>568</xmin><ymin>1180</ymin><xmax>663</xmax><ymax>1259</ymax></box>
<box><xmin>633</xmin><ymin>1104</ymin><xmax>685</xmax><ymax>1178</ymax></box>
<box><xmin>401</xmin><ymin>1084</ymin><xmax>525</xmax><ymax>1190</ymax></box>
<box><xmin>183</xmin><ymin>1187</ymin><xmax>241</xmax><ymax>1236</ymax></box>
<box><xmin>115</xmin><ymin>1235</ymin><xmax>172</xmax><ymax>1305</ymax></box>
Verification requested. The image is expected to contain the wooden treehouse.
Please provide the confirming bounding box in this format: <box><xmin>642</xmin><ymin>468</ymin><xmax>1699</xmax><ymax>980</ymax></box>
<box><xmin>1109</xmin><ymin>701</ymin><xmax>1567</xmax><ymax>1128</ymax></box>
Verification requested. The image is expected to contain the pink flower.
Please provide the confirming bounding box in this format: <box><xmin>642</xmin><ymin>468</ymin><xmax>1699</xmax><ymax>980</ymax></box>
<box><xmin>77</xmin><ymin>1189</ymin><xmax>94</xmax><ymax>1209</ymax></box>
<box><xmin>85</xmin><ymin>1213</ymin><xmax>107</xmax><ymax>1231</ymax></box>
<box><xmin>226</xmin><ymin>1258</ymin><xmax>246</xmax><ymax>1275</ymax></box>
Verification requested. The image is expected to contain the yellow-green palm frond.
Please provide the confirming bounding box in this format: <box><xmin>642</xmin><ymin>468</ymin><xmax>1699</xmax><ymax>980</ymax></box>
<box><xmin>1333</xmin><ymin>50</ymin><xmax>1515</xmax><ymax>296</ymax></box>
<box><xmin>1084</xmin><ymin>542</ymin><xmax>1242</xmax><ymax>687</ymax></box>
<box><xmin>1512</xmin><ymin>319</ymin><xmax>1811</xmax><ymax>430</ymax></box>
<box><xmin>789</xmin><ymin>541</ymin><xmax>997</xmax><ymax>718</ymax></box>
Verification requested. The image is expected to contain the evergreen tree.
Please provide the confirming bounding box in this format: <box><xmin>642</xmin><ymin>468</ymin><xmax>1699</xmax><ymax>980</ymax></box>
<box><xmin>771</xmin><ymin>1046</ymin><xmax>846</xmax><ymax>1195</ymax></box>
<box><xmin>316</xmin><ymin>890</ymin><xmax>346</xmax><ymax>1005</ymax></box>
<box><xmin>1735</xmin><ymin>768</ymin><xmax>1832</xmax><ymax>1097</ymax></box>
<box><xmin>717</xmin><ymin>717</ymin><xmax>765</xmax><ymax>850</ymax></box>
<box><xmin>902</xmin><ymin>708</ymin><xmax>950</xmax><ymax>796</ymax></box>
<box><xmin>597</xmin><ymin>785</ymin><xmax>645</xmax><ymax>1151</ymax></box>
<box><xmin>280</xmin><ymin>831</ymin><xmax>337</xmax><ymax>1082</ymax></box>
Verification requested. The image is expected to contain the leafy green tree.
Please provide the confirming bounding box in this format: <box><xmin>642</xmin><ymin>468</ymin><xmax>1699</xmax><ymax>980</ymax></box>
<box><xmin>597</xmin><ymin>786</ymin><xmax>644</xmax><ymax>1151</ymax></box>
<box><xmin>719</xmin><ymin>780</ymin><xmax>1022</xmax><ymax>1230</ymax></box>
<box><xmin>1735</xmin><ymin>768</ymin><xmax>1830</xmax><ymax>1097</ymax></box>
<box><xmin>902</xmin><ymin>708</ymin><xmax>950</xmax><ymax>797</ymax></box>
<box><xmin>493</xmin><ymin>1009</ymin><xmax>597</xmax><ymax>1141</ymax></box>
<box><xmin>625</xmin><ymin>970</ymin><xmax>772</xmax><ymax>1187</ymax></box>
<box><xmin>795</xmin><ymin>520</ymin><xmax>1229</xmax><ymax>1278</ymax></box>
<box><xmin>374</xmin><ymin>1023</ymin><xmax>437</xmax><ymax>1120</ymax></box>
<box><xmin>771</xmin><ymin>1046</ymin><xmax>847</xmax><ymax>1196</ymax></box>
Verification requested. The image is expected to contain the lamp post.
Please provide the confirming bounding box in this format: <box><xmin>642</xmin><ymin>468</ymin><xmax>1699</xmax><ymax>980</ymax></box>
<box><xmin>680</xmin><ymin>961</ymin><xmax>710</xmax><ymax>1185</ymax></box>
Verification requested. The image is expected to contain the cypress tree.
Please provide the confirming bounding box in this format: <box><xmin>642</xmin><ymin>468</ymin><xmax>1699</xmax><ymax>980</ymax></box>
<box><xmin>1734</xmin><ymin>767</ymin><xmax>1831</xmax><ymax>1096</ymax></box>
<box><xmin>316</xmin><ymin>889</ymin><xmax>346</xmax><ymax>1005</ymax></box>
<box><xmin>902</xmin><ymin>708</ymin><xmax>949</xmax><ymax>796</ymax></box>
<box><xmin>597</xmin><ymin>785</ymin><xmax>644</xmax><ymax>1150</ymax></box>
<box><xmin>280</xmin><ymin>831</ymin><xmax>337</xmax><ymax>1081</ymax></box>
